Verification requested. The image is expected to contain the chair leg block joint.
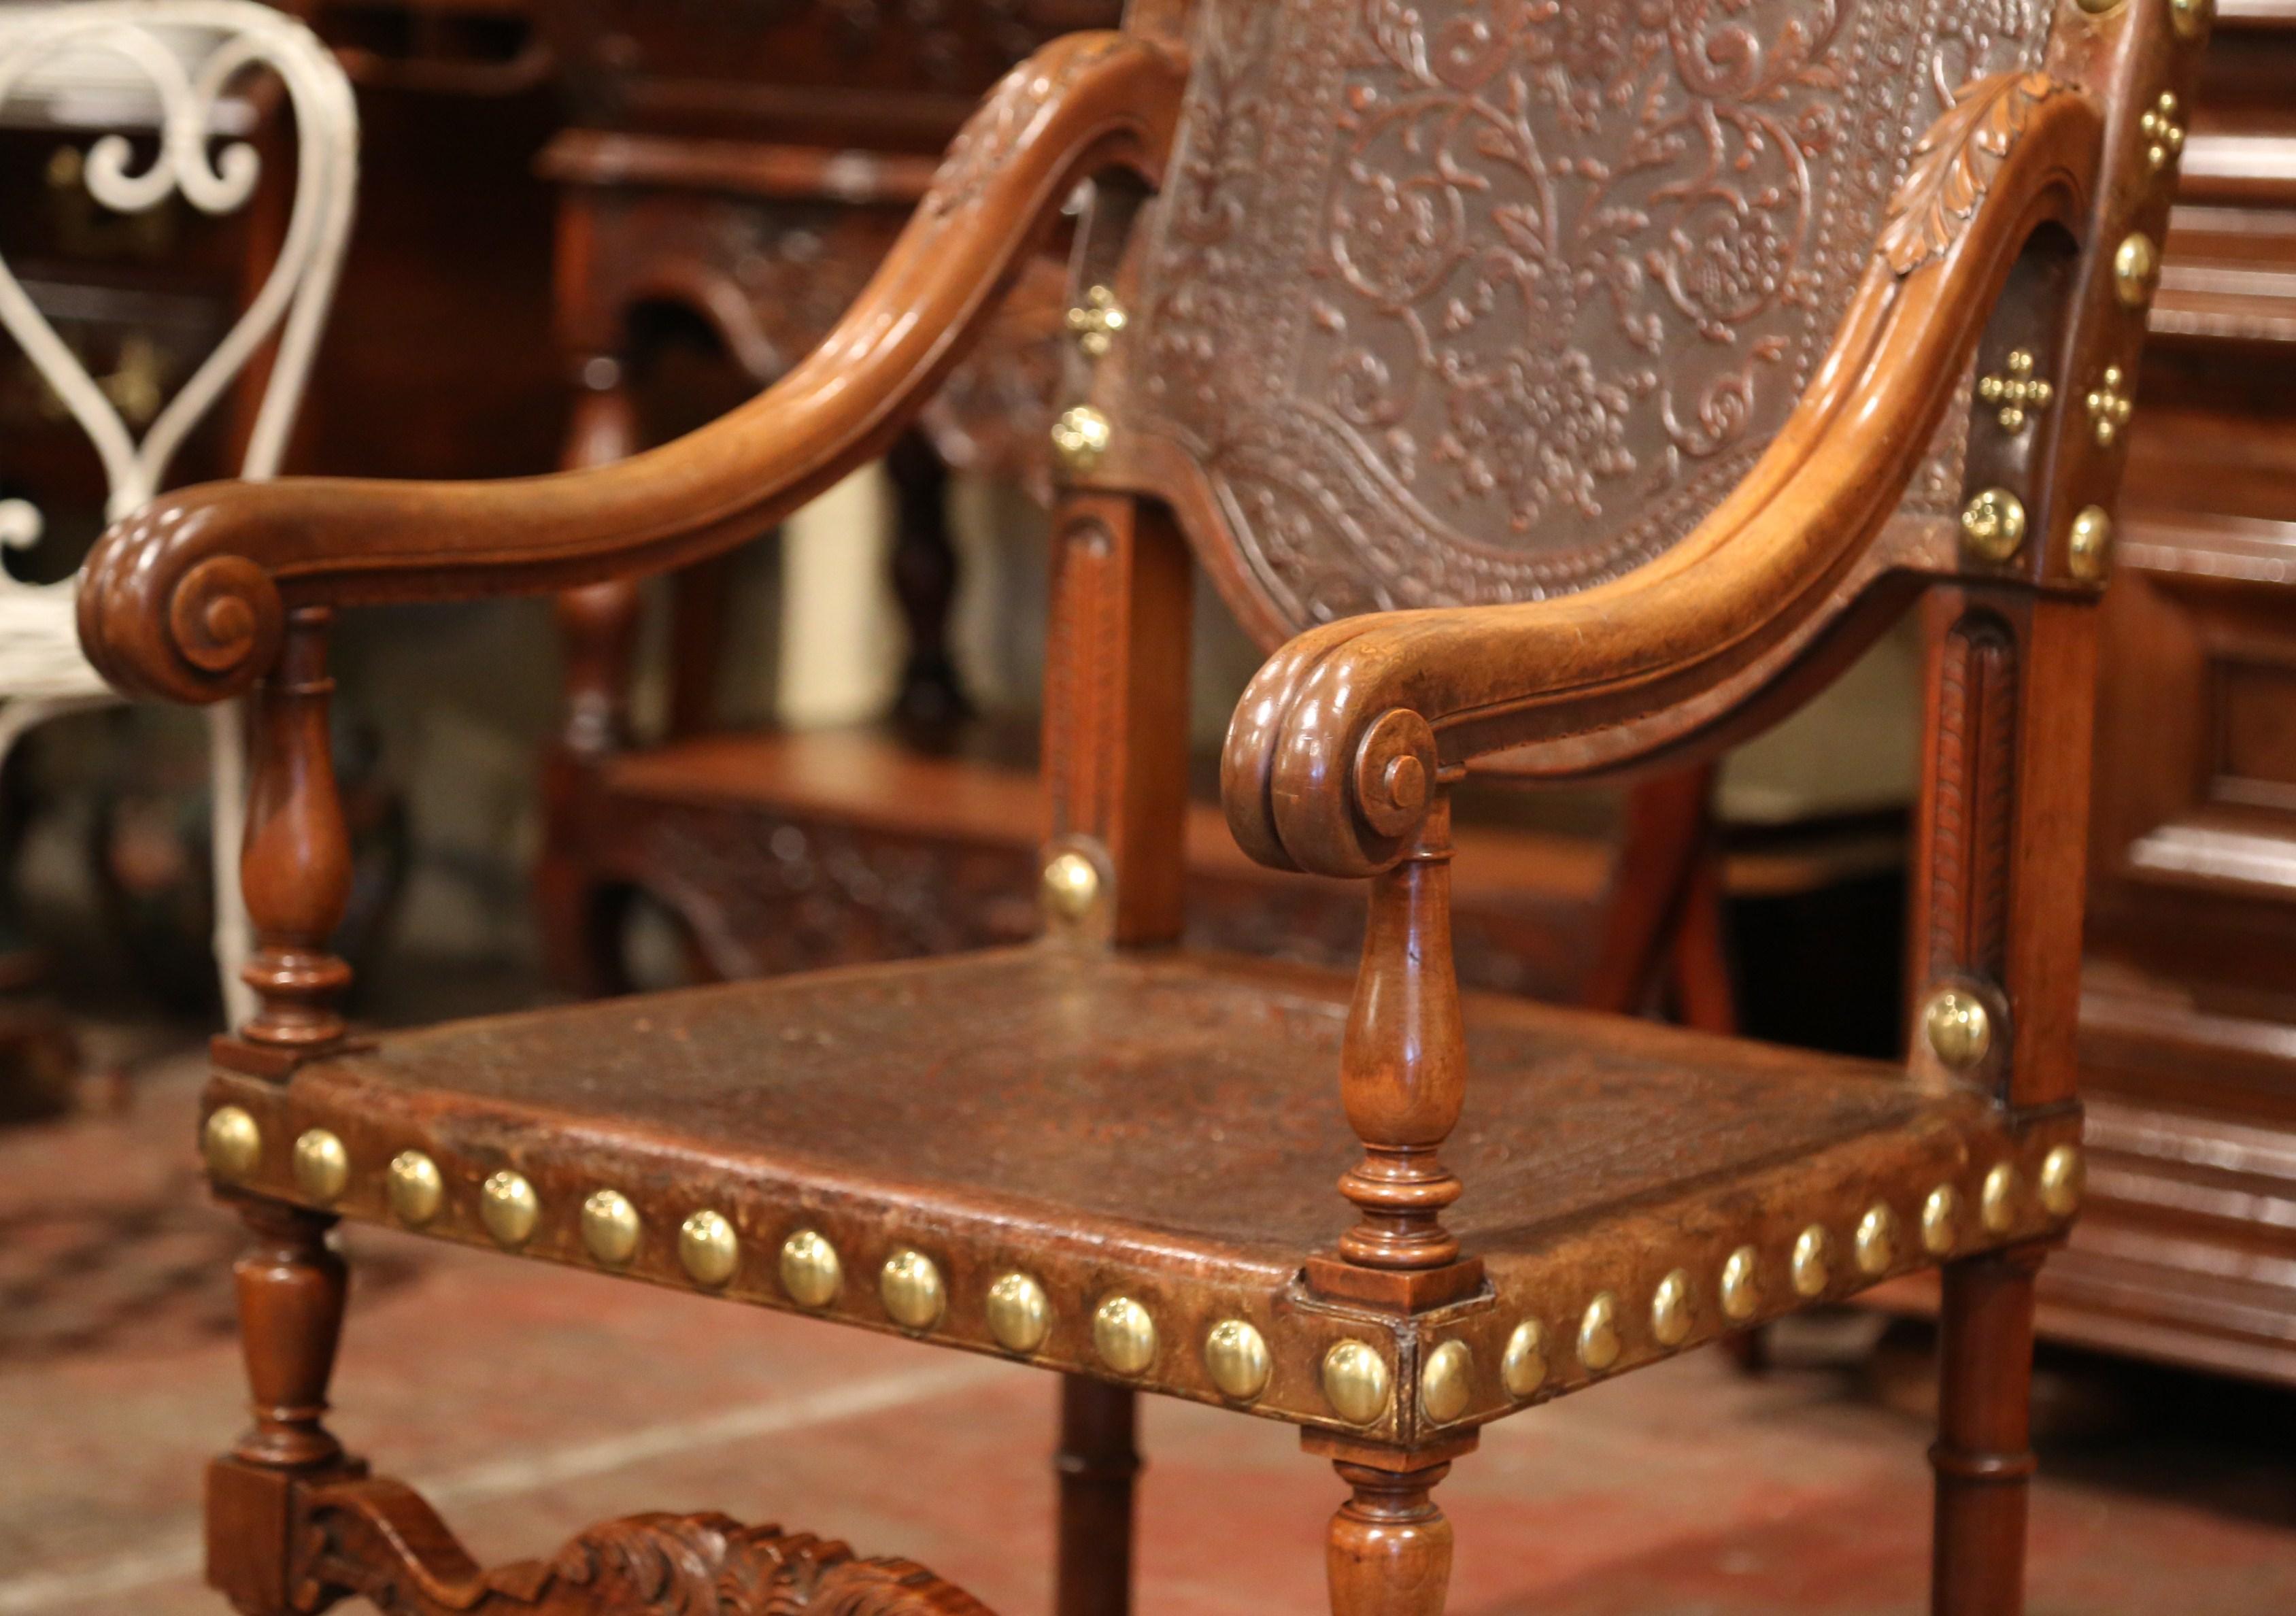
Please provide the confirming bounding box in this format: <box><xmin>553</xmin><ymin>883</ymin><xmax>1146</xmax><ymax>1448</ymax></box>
<box><xmin>205</xmin><ymin>1454</ymin><xmax>362</xmax><ymax>1616</ymax></box>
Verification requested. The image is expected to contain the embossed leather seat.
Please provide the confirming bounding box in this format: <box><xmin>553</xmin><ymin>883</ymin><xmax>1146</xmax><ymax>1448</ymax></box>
<box><xmin>76</xmin><ymin>1</ymin><xmax>2204</xmax><ymax>1613</ymax></box>
<box><xmin>201</xmin><ymin>947</ymin><xmax>2060</xmax><ymax>1431</ymax></box>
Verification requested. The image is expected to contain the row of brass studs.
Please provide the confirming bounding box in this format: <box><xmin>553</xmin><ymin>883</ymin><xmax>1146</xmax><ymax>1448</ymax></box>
<box><xmin>1472</xmin><ymin>1147</ymin><xmax>2084</xmax><ymax>1411</ymax></box>
<box><xmin>209</xmin><ymin>1111</ymin><xmax>2076</xmax><ymax>1431</ymax></box>
<box><xmin>200</xmin><ymin>1110</ymin><xmax>1332</xmax><ymax>1413</ymax></box>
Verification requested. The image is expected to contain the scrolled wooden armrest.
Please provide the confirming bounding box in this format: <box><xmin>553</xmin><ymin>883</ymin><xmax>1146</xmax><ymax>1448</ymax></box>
<box><xmin>1223</xmin><ymin>74</ymin><xmax>2104</xmax><ymax>879</ymax></box>
<box><xmin>78</xmin><ymin>31</ymin><xmax>1187</xmax><ymax>704</ymax></box>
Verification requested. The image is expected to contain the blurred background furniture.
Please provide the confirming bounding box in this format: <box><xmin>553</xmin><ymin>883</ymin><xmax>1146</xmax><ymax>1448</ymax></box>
<box><xmin>0</xmin><ymin>0</ymin><xmax>356</xmax><ymax>1094</ymax></box>
<box><xmin>2046</xmin><ymin>3</ymin><xmax>2296</xmax><ymax>1387</ymax></box>
<box><xmin>527</xmin><ymin>0</ymin><xmax>1117</xmax><ymax>998</ymax></box>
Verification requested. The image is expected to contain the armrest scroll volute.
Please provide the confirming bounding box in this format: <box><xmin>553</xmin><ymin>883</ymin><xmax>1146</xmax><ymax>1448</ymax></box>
<box><xmin>1223</xmin><ymin>73</ymin><xmax>2105</xmax><ymax>880</ymax></box>
<box><xmin>78</xmin><ymin>31</ymin><xmax>1189</xmax><ymax>705</ymax></box>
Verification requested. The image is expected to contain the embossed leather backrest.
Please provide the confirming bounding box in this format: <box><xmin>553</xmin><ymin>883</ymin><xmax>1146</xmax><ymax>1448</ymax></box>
<box><xmin>1097</xmin><ymin>0</ymin><xmax>2057</xmax><ymax>645</ymax></box>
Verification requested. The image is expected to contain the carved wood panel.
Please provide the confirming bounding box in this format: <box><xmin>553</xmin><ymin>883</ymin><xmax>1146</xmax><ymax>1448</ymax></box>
<box><xmin>1105</xmin><ymin>0</ymin><xmax>2053</xmax><ymax>637</ymax></box>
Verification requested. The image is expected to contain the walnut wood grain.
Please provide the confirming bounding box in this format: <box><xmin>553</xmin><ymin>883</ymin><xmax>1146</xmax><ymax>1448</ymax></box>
<box><xmin>75</xmin><ymin>32</ymin><xmax>1187</xmax><ymax>705</ymax></box>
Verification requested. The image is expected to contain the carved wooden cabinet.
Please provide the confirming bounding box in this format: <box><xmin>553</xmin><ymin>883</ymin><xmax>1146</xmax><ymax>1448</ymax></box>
<box><xmin>2054</xmin><ymin>1</ymin><xmax>2296</xmax><ymax>1385</ymax></box>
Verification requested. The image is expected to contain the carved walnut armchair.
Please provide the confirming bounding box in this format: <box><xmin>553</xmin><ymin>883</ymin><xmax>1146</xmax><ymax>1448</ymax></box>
<box><xmin>78</xmin><ymin>0</ymin><xmax>2205</xmax><ymax>1611</ymax></box>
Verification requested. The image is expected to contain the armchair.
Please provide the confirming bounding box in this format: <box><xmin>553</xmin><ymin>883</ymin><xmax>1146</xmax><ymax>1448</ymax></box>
<box><xmin>78</xmin><ymin>2</ymin><xmax>2206</xmax><ymax>1613</ymax></box>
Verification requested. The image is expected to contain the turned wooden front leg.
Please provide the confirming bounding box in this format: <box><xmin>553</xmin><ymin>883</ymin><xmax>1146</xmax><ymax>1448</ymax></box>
<box><xmin>1931</xmin><ymin>1245</ymin><xmax>2044</xmax><ymax>1616</ymax></box>
<box><xmin>1327</xmin><ymin>1460</ymin><xmax>1453</xmax><ymax>1616</ymax></box>
<box><xmin>210</xmin><ymin>1199</ymin><xmax>356</xmax><ymax>1615</ymax></box>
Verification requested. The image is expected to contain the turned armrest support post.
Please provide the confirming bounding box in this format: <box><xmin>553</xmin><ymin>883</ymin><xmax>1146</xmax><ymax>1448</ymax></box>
<box><xmin>238</xmin><ymin>606</ymin><xmax>352</xmax><ymax>1050</ymax></box>
<box><xmin>1337</xmin><ymin>786</ymin><xmax>1467</xmax><ymax>1273</ymax></box>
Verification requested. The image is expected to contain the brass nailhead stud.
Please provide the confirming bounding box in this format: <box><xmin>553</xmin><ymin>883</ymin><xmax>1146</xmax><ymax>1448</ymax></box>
<box><xmin>1204</xmin><ymin>1319</ymin><xmax>1271</xmax><ymax>1402</ymax></box>
<box><xmin>2139</xmin><ymin>93</ymin><xmax>2187</xmax><ymax>173</ymax></box>
<box><xmin>2074</xmin><ymin>0</ymin><xmax>2125</xmax><ymax>14</ymax></box>
<box><xmin>292</xmin><ymin>1129</ymin><xmax>350</xmax><ymax>1205</ymax></box>
<box><xmin>2068</xmin><ymin>507</ymin><xmax>2114</xmax><ymax>583</ymax></box>
<box><xmin>2040</xmin><ymin>1144</ymin><xmax>2085</xmax><ymax>1217</ymax></box>
<box><xmin>1791</xmin><ymin>1226</ymin><xmax>1831</xmax><ymax>1298</ymax></box>
<box><xmin>581</xmin><ymin>1189</ymin><xmax>641</xmax><ymax>1268</ymax></box>
<box><xmin>481</xmin><ymin>1171</ymin><xmax>540</xmax><ymax>1250</ymax></box>
<box><xmin>1982</xmin><ymin>1163</ymin><xmax>2021</xmax><ymax>1234</ymax></box>
<box><xmin>1051</xmin><ymin>404</ymin><xmax>1112</xmax><ymax>477</ymax></box>
<box><xmin>2087</xmin><ymin>367</ymin><xmax>2134</xmax><ymax>447</ymax></box>
<box><xmin>881</xmin><ymin>1249</ymin><xmax>947</xmax><ymax>1331</ymax></box>
<box><xmin>1420</xmin><ymin>1339</ymin><xmax>1473</xmax><ymax>1426</ymax></box>
<box><xmin>202</xmin><ymin>1106</ymin><xmax>261</xmax><ymax>1180</ymax></box>
<box><xmin>1922</xmin><ymin>1185</ymin><xmax>1961</xmax><ymax>1257</ymax></box>
<box><xmin>779</xmin><ymin>1229</ymin><xmax>842</xmax><ymax>1307</ymax></box>
<box><xmin>1650</xmin><ymin>1269</ymin><xmax>1692</xmax><ymax>1347</ymax></box>
<box><xmin>1501</xmin><ymin>1321</ymin><xmax>1547</xmax><ymax>1398</ymax></box>
<box><xmin>2172</xmin><ymin>0</ymin><xmax>2214</xmax><ymax>41</ymax></box>
<box><xmin>1321</xmin><ymin>1339</ymin><xmax>1391</xmax><ymax>1425</ymax></box>
<box><xmin>1961</xmin><ymin>488</ymin><xmax>2028</xmax><ymax>563</ymax></box>
<box><xmin>2114</xmin><ymin>233</ymin><xmax>2159</xmax><ymax>308</ymax></box>
<box><xmin>1041</xmin><ymin>851</ymin><xmax>1100</xmax><ymax>924</ymax></box>
<box><xmin>1093</xmin><ymin>1295</ymin><xmax>1157</xmax><ymax>1375</ymax></box>
<box><xmin>985</xmin><ymin>1272</ymin><xmax>1052</xmax><ymax>1354</ymax></box>
<box><xmin>1924</xmin><ymin>988</ymin><xmax>1993</xmax><ymax>1070</ymax></box>
<box><xmin>387</xmin><ymin>1150</ymin><xmax>443</xmax><ymax>1226</ymax></box>
<box><xmin>1719</xmin><ymin>1246</ymin><xmax>1759</xmax><ymax>1323</ymax></box>
<box><xmin>679</xmin><ymin>1209</ymin><xmax>739</xmax><ymax>1286</ymax></box>
<box><xmin>1066</xmin><ymin>284</ymin><xmax>1127</xmax><ymax>358</ymax></box>
<box><xmin>1977</xmin><ymin>350</ymin><xmax>2053</xmax><ymax>433</ymax></box>
<box><xmin>1577</xmin><ymin>1293</ymin><xmax>1621</xmax><ymax>1372</ymax></box>
<box><xmin>1855</xmin><ymin>1205</ymin><xmax>1898</xmax><ymax>1277</ymax></box>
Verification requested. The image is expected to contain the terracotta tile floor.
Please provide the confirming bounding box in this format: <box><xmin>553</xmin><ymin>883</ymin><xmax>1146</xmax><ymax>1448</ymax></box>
<box><xmin>4</xmin><ymin>1051</ymin><xmax>2295</xmax><ymax>1615</ymax></box>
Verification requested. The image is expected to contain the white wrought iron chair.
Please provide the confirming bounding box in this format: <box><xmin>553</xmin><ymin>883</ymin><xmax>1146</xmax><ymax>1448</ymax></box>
<box><xmin>0</xmin><ymin>0</ymin><xmax>355</xmax><ymax>1024</ymax></box>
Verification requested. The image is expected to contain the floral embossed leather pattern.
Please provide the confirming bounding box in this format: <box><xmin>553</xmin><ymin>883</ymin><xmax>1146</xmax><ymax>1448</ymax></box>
<box><xmin>1113</xmin><ymin>0</ymin><xmax>2053</xmax><ymax>634</ymax></box>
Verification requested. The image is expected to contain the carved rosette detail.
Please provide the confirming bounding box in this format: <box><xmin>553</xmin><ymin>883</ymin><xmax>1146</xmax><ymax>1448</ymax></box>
<box><xmin>1879</xmin><ymin>71</ymin><xmax>2063</xmax><ymax>275</ymax></box>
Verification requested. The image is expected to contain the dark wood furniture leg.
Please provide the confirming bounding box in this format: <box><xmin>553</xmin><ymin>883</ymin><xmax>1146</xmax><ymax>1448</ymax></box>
<box><xmin>539</xmin><ymin>376</ymin><xmax>644</xmax><ymax>996</ymax></box>
<box><xmin>1054</xmin><ymin>1376</ymin><xmax>1139</xmax><ymax>1616</ymax></box>
<box><xmin>887</xmin><ymin>427</ymin><xmax>970</xmax><ymax>732</ymax></box>
<box><xmin>1039</xmin><ymin>490</ymin><xmax>1193</xmax><ymax>1613</ymax></box>
<box><xmin>207</xmin><ymin>1200</ymin><xmax>356</xmax><ymax>1616</ymax></box>
<box><xmin>1325</xmin><ymin>1460</ymin><xmax>1453</xmax><ymax>1616</ymax></box>
<box><xmin>1583</xmin><ymin>762</ymin><xmax>1733</xmax><ymax>1028</ymax></box>
<box><xmin>1931</xmin><ymin>1246</ymin><xmax>2044</xmax><ymax>1616</ymax></box>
